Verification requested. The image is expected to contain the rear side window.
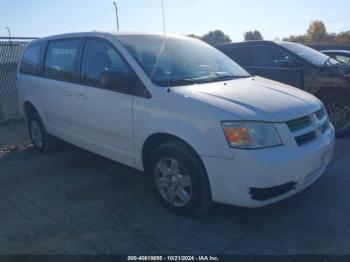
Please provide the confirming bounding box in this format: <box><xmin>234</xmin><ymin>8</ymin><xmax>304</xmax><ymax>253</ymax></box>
<box><xmin>20</xmin><ymin>42</ymin><xmax>44</xmax><ymax>75</ymax></box>
<box><xmin>231</xmin><ymin>46</ymin><xmax>253</xmax><ymax>67</ymax></box>
<box><xmin>44</xmin><ymin>39</ymin><xmax>80</xmax><ymax>81</ymax></box>
<box><xmin>252</xmin><ymin>45</ymin><xmax>298</xmax><ymax>68</ymax></box>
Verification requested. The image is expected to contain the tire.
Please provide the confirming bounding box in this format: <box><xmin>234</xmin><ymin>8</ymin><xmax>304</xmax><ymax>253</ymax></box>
<box><xmin>147</xmin><ymin>140</ymin><xmax>211</xmax><ymax>217</ymax></box>
<box><xmin>321</xmin><ymin>94</ymin><xmax>350</xmax><ymax>137</ymax></box>
<box><xmin>28</xmin><ymin>112</ymin><xmax>58</xmax><ymax>152</ymax></box>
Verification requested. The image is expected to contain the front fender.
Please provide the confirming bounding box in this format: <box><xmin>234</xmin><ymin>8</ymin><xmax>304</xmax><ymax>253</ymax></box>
<box><xmin>133</xmin><ymin>97</ymin><xmax>234</xmax><ymax>171</ymax></box>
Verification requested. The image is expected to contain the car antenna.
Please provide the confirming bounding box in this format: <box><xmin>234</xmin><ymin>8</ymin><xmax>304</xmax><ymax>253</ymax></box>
<box><xmin>161</xmin><ymin>0</ymin><xmax>171</xmax><ymax>93</ymax></box>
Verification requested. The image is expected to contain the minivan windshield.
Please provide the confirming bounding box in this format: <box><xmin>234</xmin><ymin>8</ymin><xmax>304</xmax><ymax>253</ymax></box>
<box><xmin>279</xmin><ymin>42</ymin><xmax>340</xmax><ymax>67</ymax></box>
<box><xmin>117</xmin><ymin>35</ymin><xmax>251</xmax><ymax>87</ymax></box>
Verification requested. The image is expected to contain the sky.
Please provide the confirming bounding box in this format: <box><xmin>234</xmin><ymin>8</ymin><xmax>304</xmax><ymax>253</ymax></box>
<box><xmin>0</xmin><ymin>0</ymin><xmax>349</xmax><ymax>41</ymax></box>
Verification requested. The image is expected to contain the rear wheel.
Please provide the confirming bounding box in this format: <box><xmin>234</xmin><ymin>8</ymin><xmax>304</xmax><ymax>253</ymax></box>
<box><xmin>147</xmin><ymin>141</ymin><xmax>211</xmax><ymax>217</ymax></box>
<box><xmin>28</xmin><ymin>113</ymin><xmax>58</xmax><ymax>152</ymax></box>
<box><xmin>321</xmin><ymin>94</ymin><xmax>350</xmax><ymax>137</ymax></box>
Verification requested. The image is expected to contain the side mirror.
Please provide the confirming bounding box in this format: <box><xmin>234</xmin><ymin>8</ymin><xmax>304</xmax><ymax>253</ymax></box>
<box><xmin>100</xmin><ymin>72</ymin><xmax>135</xmax><ymax>92</ymax></box>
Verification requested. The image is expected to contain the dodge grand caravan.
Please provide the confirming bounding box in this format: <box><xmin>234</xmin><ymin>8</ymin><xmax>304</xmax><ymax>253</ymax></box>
<box><xmin>216</xmin><ymin>41</ymin><xmax>350</xmax><ymax>136</ymax></box>
<box><xmin>17</xmin><ymin>32</ymin><xmax>335</xmax><ymax>216</ymax></box>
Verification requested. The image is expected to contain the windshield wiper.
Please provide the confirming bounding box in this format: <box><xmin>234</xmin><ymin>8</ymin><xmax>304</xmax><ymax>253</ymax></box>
<box><xmin>200</xmin><ymin>74</ymin><xmax>250</xmax><ymax>83</ymax></box>
<box><xmin>154</xmin><ymin>78</ymin><xmax>204</xmax><ymax>87</ymax></box>
<box><xmin>154</xmin><ymin>74</ymin><xmax>251</xmax><ymax>87</ymax></box>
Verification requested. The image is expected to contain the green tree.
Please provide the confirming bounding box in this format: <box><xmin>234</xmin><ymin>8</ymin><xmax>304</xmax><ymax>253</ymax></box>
<box><xmin>307</xmin><ymin>20</ymin><xmax>326</xmax><ymax>42</ymax></box>
<box><xmin>200</xmin><ymin>30</ymin><xmax>231</xmax><ymax>44</ymax></box>
<box><xmin>244</xmin><ymin>30</ymin><xmax>263</xmax><ymax>41</ymax></box>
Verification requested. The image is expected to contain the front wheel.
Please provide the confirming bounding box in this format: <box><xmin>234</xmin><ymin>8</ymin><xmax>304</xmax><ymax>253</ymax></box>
<box><xmin>321</xmin><ymin>94</ymin><xmax>350</xmax><ymax>137</ymax></box>
<box><xmin>147</xmin><ymin>141</ymin><xmax>211</xmax><ymax>217</ymax></box>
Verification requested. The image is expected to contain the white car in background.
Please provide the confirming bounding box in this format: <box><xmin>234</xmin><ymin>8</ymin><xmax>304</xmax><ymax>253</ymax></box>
<box><xmin>17</xmin><ymin>32</ymin><xmax>335</xmax><ymax>216</ymax></box>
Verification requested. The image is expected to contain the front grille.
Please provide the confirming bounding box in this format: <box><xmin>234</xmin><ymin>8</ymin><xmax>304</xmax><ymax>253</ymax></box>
<box><xmin>286</xmin><ymin>108</ymin><xmax>329</xmax><ymax>146</ymax></box>
<box><xmin>286</xmin><ymin>116</ymin><xmax>311</xmax><ymax>131</ymax></box>
<box><xmin>295</xmin><ymin>131</ymin><xmax>317</xmax><ymax>145</ymax></box>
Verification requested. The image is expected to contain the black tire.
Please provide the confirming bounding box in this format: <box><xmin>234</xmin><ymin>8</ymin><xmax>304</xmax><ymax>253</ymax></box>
<box><xmin>321</xmin><ymin>94</ymin><xmax>350</xmax><ymax>137</ymax></box>
<box><xmin>28</xmin><ymin>112</ymin><xmax>58</xmax><ymax>152</ymax></box>
<box><xmin>147</xmin><ymin>140</ymin><xmax>211</xmax><ymax>217</ymax></box>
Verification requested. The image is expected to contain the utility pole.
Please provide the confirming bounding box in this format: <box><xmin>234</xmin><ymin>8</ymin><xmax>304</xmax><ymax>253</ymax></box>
<box><xmin>113</xmin><ymin>2</ymin><xmax>119</xmax><ymax>31</ymax></box>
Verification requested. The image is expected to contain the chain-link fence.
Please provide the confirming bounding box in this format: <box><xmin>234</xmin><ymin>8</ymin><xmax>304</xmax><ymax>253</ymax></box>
<box><xmin>0</xmin><ymin>38</ymin><xmax>35</xmax><ymax>121</ymax></box>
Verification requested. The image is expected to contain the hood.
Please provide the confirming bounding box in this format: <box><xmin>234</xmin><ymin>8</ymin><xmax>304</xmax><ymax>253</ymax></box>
<box><xmin>174</xmin><ymin>76</ymin><xmax>322</xmax><ymax>122</ymax></box>
<box><xmin>324</xmin><ymin>63</ymin><xmax>350</xmax><ymax>78</ymax></box>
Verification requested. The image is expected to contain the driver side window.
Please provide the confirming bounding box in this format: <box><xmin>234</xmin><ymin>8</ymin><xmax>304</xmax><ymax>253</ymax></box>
<box><xmin>253</xmin><ymin>45</ymin><xmax>300</xmax><ymax>68</ymax></box>
<box><xmin>81</xmin><ymin>39</ymin><xmax>131</xmax><ymax>88</ymax></box>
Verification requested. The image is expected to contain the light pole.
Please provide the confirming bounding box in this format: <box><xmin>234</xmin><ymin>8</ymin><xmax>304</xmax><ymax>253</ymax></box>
<box><xmin>113</xmin><ymin>2</ymin><xmax>119</xmax><ymax>31</ymax></box>
<box><xmin>5</xmin><ymin>26</ymin><xmax>12</xmax><ymax>45</ymax></box>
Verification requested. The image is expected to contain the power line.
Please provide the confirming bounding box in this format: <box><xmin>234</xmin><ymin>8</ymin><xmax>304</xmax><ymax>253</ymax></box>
<box><xmin>118</xmin><ymin>0</ymin><xmax>199</xmax><ymax>9</ymax></box>
<box><xmin>25</xmin><ymin>8</ymin><xmax>110</xmax><ymax>34</ymax></box>
<box><xmin>263</xmin><ymin>17</ymin><xmax>350</xmax><ymax>34</ymax></box>
<box><xmin>16</xmin><ymin>0</ymin><xmax>200</xmax><ymax>36</ymax></box>
<box><xmin>28</xmin><ymin>7</ymin><xmax>112</xmax><ymax>35</ymax></box>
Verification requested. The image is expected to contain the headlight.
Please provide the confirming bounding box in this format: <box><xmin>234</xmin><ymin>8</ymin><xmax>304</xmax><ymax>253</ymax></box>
<box><xmin>221</xmin><ymin>121</ymin><xmax>282</xmax><ymax>149</ymax></box>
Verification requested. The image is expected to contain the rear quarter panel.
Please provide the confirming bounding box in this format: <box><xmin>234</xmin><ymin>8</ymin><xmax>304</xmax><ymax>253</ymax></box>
<box><xmin>16</xmin><ymin>73</ymin><xmax>46</xmax><ymax>121</ymax></box>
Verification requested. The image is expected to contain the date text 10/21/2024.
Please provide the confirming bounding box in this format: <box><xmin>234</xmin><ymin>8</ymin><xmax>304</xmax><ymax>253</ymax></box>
<box><xmin>127</xmin><ymin>256</ymin><xmax>220</xmax><ymax>261</ymax></box>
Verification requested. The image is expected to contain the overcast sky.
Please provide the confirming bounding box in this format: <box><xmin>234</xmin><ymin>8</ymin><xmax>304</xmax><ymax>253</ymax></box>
<box><xmin>1</xmin><ymin>0</ymin><xmax>349</xmax><ymax>41</ymax></box>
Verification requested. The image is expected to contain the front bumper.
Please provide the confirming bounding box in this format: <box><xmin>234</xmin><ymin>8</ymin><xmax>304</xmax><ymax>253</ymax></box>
<box><xmin>201</xmin><ymin>125</ymin><xmax>335</xmax><ymax>207</ymax></box>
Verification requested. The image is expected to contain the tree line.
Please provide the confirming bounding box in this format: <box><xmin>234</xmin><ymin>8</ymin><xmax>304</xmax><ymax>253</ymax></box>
<box><xmin>188</xmin><ymin>20</ymin><xmax>350</xmax><ymax>45</ymax></box>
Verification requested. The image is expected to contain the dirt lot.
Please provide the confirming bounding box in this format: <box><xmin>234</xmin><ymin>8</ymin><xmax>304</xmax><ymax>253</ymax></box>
<box><xmin>0</xmin><ymin>120</ymin><xmax>349</xmax><ymax>255</ymax></box>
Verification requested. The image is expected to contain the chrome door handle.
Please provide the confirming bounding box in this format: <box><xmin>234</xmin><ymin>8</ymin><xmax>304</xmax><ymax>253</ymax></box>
<box><xmin>76</xmin><ymin>93</ymin><xmax>87</xmax><ymax>100</ymax></box>
<box><xmin>62</xmin><ymin>90</ymin><xmax>72</xmax><ymax>97</ymax></box>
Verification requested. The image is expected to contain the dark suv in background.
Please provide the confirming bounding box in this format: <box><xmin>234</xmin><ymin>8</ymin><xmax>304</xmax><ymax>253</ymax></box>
<box><xmin>216</xmin><ymin>41</ymin><xmax>350</xmax><ymax>136</ymax></box>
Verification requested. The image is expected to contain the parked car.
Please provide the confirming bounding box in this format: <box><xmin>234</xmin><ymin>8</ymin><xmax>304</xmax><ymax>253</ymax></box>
<box><xmin>17</xmin><ymin>33</ymin><xmax>335</xmax><ymax>216</ymax></box>
<box><xmin>216</xmin><ymin>41</ymin><xmax>350</xmax><ymax>136</ymax></box>
<box><xmin>321</xmin><ymin>50</ymin><xmax>350</xmax><ymax>65</ymax></box>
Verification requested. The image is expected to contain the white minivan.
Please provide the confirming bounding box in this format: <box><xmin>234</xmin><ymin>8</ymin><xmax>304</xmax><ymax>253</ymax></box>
<box><xmin>17</xmin><ymin>32</ymin><xmax>335</xmax><ymax>216</ymax></box>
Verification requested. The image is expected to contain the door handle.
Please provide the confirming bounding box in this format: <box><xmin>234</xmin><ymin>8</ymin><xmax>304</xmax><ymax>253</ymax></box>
<box><xmin>62</xmin><ymin>90</ymin><xmax>72</xmax><ymax>97</ymax></box>
<box><xmin>76</xmin><ymin>93</ymin><xmax>87</xmax><ymax>100</ymax></box>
